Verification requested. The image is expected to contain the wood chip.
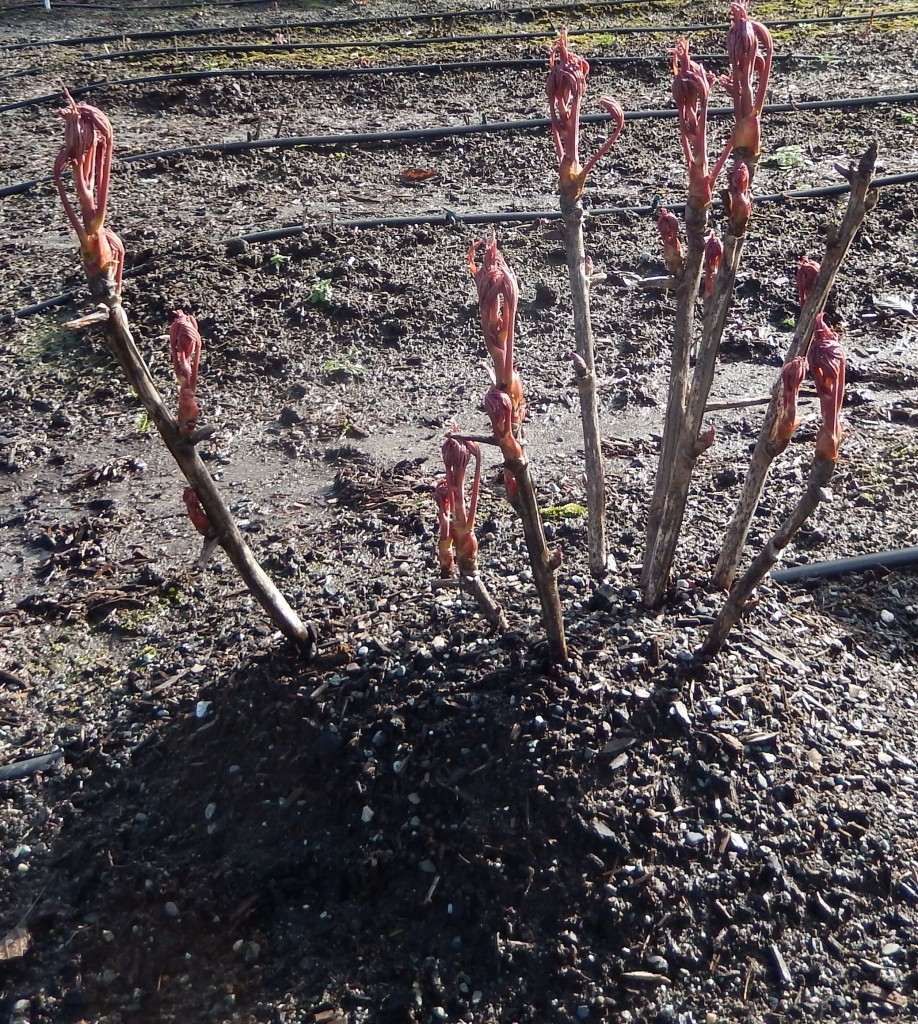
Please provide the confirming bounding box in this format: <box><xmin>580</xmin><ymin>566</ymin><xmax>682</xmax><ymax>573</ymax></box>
<box><xmin>743</xmin><ymin>731</ymin><xmax>779</xmax><ymax>748</ymax></box>
<box><xmin>591</xmin><ymin>818</ymin><xmax>616</xmax><ymax>841</ymax></box>
<box><xmin>769</xmin><ymin>943</ymin><xmax>793</xmax><ymax>987</ymax></box>
<box><xmin>601</xmin><ymin>735</ymin><xmax>638</xmax><ymax>756</ymax></box>
<box><xmin>859</xmin><ymin>984</ymin><xmax>908</xmax><ymax>1007</ymax></box>
<box><xmin>714</xmin><ymin>731</ymin><xmax>745</xmax><ymax>754</ymax></box>
<box><xmin>0</xmin><ymin>924</ymin><xmax>31</xmax><ymax>961</ymax></box>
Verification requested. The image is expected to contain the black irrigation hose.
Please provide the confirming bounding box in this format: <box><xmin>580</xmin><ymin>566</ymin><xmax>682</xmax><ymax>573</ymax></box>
<box><xmin>78</xmin><ymin>12</ymin><xmax>918</xmax><ymax>64</ymax></box>
<box><xmin>0</xmin><ymin>0</ymin><xmax>681</xmax><ymax>52</ymax></box>
<box><xmin>6</xmin><ymin>0</ymin><xmax>279</xmax><ymax>9</ymax></box>
<box><xmin>220</xmin><ymin>172</ymin><xmax>918</xmax><ymax>244</ymax></box>
<box><xmin>3</xmin><ymin>91</ymin><xmax>915</xmax><ymax>201</ymax></box>
<box><xmin>1</xmin><ymin>52</ymin><xmax>832</xmax><ymax>117</ymax></box>
<box><xmin>5</xmin><ymin>171</ymin><xmax>915</xmax><ymax>324</ymax></box>
<box><xmin>772</xmin><ymin>547</ymin><xmax>918</xmax><ymax>583</ymax></box>
<box><xmin>0</xmin><ymin>290</ymin><xmax>80</xmax><ymax>324</ymax></box>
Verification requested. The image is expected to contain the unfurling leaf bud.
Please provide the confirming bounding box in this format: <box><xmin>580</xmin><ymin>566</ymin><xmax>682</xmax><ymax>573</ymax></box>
<box><xmin>808</xmin><ymin>315</ymin><xmax>845</xmax><ymax>461</ymax></box>
<box><xmin>658</xmin><ymin>208</ymin><xmax>685</xmax><ymax>277</ymax></box>
<box><xmin>721</xmin><ymin>0</ymin><xmax>773</xmax><ymax>159</ymax></box>
<box><xmin>771</xmin><ymin>356</ymin><xmax>807</xmax><ymax>443</ymax></box>
<box><xmin>469</xmin><ymin>234</ymin><xmax>526</xmax><ymax>433</ymax></box>
<box><xmin>170</xmin><ymin>310</ymin><xmax>202</xmax><ymax>436</ymax></box>
<box><xmin>469</xmin><ymin>233</ymin><xmax>518</xmax><ymax>389</ymax></box>
<box><xmin>547</xmin><ymin>31</ymin><xmax>589</xmax><ymax>196</ymax></box>
<box><xmin>725</xmin><ymin>162</ymin><xmax>751</xmax><ymax>236</ymax></box>
<box><xmin>485</xmin><ymin>388</ymin><xmax>523</xmax><ymax>462</ymax></box>
<box><xmin>433</xmin><ymin>479</ymin><xmax>455</xmax><ymax>577</ymax></box>
<box><xmin>796</xmin><ymin>256</ymin><xmax>820</xmax><ymax>306</ymax></box>
<box><xmin>703</xmin><ymin>232</ymin><xmax>723</xmax><ymax>297</ymax></box>
<box><xmin>441</xmin><ymin>437</ymin><xmax>481</xmax><ymax>573</ymax></box>
<box><xmin>671</xmin><ymin>37</ymin><xmax>723</xmax><ymax>206</ymax></box>
<box><xmin>547</xmin><ymin>32</ymin><xmax>624</xmax><ymax>200</ymax></box>
<box><xmin>54</xmin><ymin>91</ymin><xmax>122</xmax><ymax>292</ymax></box>
<box><xmin>183</xmin><ymin>487</ymin><xmax>212</xmax><ymax>537</ymax></box>
<box><xmin>693</xmin><ymin>422</ymin><xmax>716</xmax><ymax>455</ymax></box>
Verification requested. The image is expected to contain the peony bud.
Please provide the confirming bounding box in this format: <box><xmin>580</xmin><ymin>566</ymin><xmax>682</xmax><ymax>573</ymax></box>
<box><xmin>808</xmin><ymin>315</ymin><xmax>845</xmax><ymax>461</ymax></box>
<box><xmin>771</xmin><ymin>356</ymin><xmax>807</xmax><ymax>443</ymax></box>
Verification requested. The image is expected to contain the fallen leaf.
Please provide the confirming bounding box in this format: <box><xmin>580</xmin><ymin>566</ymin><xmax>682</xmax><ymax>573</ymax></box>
<box><xmin>399</xmin><ymin>167</ymin><xmax>439</xmax><ymax>183</ymax></box>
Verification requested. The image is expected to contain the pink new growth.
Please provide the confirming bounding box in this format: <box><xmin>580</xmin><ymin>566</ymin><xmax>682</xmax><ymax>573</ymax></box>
<box><xmin>671</xmin><ymin>38</ymin><xmax>730</xmax><ymax>206</ymax></box>
<box><xmin>694</xmin><ymin>422</ymin><xmax>716</xmax><ymax>455</ymax></box>
<box><xmin>484</xmin><ymin>388</ymin><xmax>522</xmax><ymax>505</ymax></box>
<box><xmin>547</xmin><ymin>32</ymin><xmax>624</xmax><ymax>200</ymax></box>
<box><xmin>485</xmin><ymin>389</ymin><xmax>523</xmax><ymax>461</ymax></box>
<box><xmin>808</xmin><ymin>316</ymin><xmax>845</xmax><ymax>461</ymax></box>
<box><xmin>183</xmin><ymin>487</ymin><xmax>212</xmax><ymax>537</ymax></box>
<box><xmin>469</xmin><ymin>234</ymin><xmax>526</xmax><ymax>433</ymax></box>
<box><xmin>170</xmin><ymin>311</ymin><xmax>202</xmax><ymax>436</ymax></box>
<box><xmin>721</xmin><ymin>0</ymin><xmax>773</xmax><ymax>158</ymax></box>
<box><xmin>772</xmin><ymin>356</ymin><xmax>807</xmax><ymax>443</ymax></box>
<box><xmin>54</xmin><ymin>90</ymin><xmax>124</xmax><ymax>290</ymax></box>
<box><xmin>703</xmin><ymin>232</ymin><xmax>723</xmax><ymax>296</ymax></box>
<box><xmin>796</xmin><ymin>256</ymin><xmax>821</xmax><ymax>306</ymax></box>
<box><xmin>726</xmin><ymin>161</ymin><xmax>752</xmax><ymax>236</ymax></box>
<box><xmin>657</xmin><ymin>208</ymin><xmax>684</xmax><ymax>277</ymax></box>
<box><xmin>434</xmin><ymin>480</ymin><xmax>456</xmax><ymax>577</ymax></box>
<box><xmin>439</xmin><ymin>437</ymin><xmax>482</xmax><ymax>573</ymax></box>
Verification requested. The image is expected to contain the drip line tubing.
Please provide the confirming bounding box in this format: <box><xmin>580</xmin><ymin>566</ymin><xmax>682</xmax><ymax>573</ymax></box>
<box><xmin>8</xmin><ymin>0</ymin><xmax>278</xmax><ymax>10</ymax></box>
<box><xmin>218</xmin><ymin>172</ymin><xmax>918</xmax><ymax>244</ymax></box>
<box><xmin>772</xmin><ymin>547</ymin><xmax>918</xmax><ymax>583</ymax></box>
<box><xmin>0</xmin><ymin>290</ymin><xmax>80</xmax><ymax>324</ymax></box>
<box><xmin>79</xmin><ymin>12</ymin><xmax>918</xmax><ymax>63</ymax></box>
<box><xmin>0</xmin><ymin>0</ymin><xmax>698</xmax><ymax>52</ymax></box>
<box><xmin>5</xmin><ymin>171</ymin><xmax>915</xmax><ymax>324</ymax></box>
<box><xmin>1</xmin><ymin>52</ymin><xmax>830</xmax><ymax>116</ymax></box>
<box><xmin>3</xmin><ymin>91</ymin><xmax>915</xmax><ymax>201</ymax></box>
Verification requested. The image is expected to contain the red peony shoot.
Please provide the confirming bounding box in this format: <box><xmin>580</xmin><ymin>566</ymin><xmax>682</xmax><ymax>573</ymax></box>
<box><xmin>170</xmin><ymin>311</ymin><xmax>202</xmax><ymax>436</ymax></box>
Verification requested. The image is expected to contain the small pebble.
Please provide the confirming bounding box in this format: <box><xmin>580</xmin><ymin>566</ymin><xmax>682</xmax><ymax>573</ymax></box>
<box><xmin>880</xmin><ymin>610</ymin><xmax>895</xmax><ymax>625</ymax></box>
<box><xmin>728</xmin><ymin>832</ymin><xmax>750</xmax><ymax>854</ymax></box>
<box><xmin>670</xmin><ymin>701</ymin><xmax>692</xmax><ymax>727</ymax></box>
<box><xmin>164</xmin><ymin>902</ymin><xmax>180</xmax><ymax>918</ymax></box>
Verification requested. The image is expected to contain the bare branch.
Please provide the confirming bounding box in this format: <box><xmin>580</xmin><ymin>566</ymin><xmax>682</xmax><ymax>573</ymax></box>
<box><xmin>713</xmin><ymin>144</ymin><xmax>879</xmax><ymax>589</ymax></box>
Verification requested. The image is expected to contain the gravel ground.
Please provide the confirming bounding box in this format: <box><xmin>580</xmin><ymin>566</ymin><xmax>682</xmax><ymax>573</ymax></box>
<box><xmin>1</xmin><ymin>0</ymin><xmax>917</xmax><ymax>1021</ymax></box>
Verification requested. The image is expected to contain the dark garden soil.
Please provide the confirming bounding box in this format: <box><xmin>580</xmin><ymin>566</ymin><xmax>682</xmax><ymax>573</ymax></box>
<box><xmin>1</xmin><ymin>0</ymin><xmax>918</xmax><ymax>1021</ymax></box>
